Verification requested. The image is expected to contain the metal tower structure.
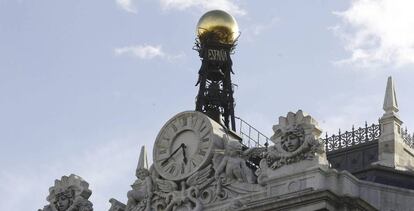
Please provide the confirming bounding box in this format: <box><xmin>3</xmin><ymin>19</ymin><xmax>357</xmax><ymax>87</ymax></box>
<box><xmin>193</xmin><ymin>10</ymin><xmax>239</xmax><ymax>131</ymax></box>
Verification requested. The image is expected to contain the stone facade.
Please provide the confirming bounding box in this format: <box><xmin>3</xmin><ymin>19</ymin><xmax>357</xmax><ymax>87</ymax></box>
<box><xmin>40</xmin><ymin>77</ymin><xmax>414</xmax><ymax>211</ymax></box>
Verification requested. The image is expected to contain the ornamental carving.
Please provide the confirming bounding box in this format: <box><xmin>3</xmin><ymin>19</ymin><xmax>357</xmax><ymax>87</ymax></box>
<box><xmin>260</xmin><ymin>110</ymin><xmax>325</xmax><ymax>170</ymax></box>
<box><xmin>213</xmin><ymin>134</ymin><xmax>255</xmax><ymax>184</ymax></box>
<box><xmin>38</xmin><ymin>174</ymin><xmax>93</xmax><ymax>211</ymax></box>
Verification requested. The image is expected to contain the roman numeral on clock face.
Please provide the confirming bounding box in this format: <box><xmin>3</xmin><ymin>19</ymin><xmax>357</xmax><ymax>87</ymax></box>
<box><xmin>161</xmin><ymin>159</ymin><xmax>170</xmax><ymax>168</ymax></box>
<box><xmin>167</xmin><ymin>164</ymin><xmax>176</xmax><ymax>174</ymax></box>
<box><xmin>180</xmin><ymin>116</ymin><xmax>188</xmax><ymax>127</ymax></box>
<box><xmin>181</xmin><ymin>163</ymin><xmax>185</xmax><ymax>174</ymax></box>
<box><xmin>162</xmin><ymin>163</ymin><xmax>178</xmax><ymax>176</ymax></box>
<box><xmin>159</xmin><ymin>148</ymin><xmax>167</xmax><ymax>154</ymax></box>
<box><xmin>198</xmin><ymin>149</ymin><xmax>207</xmax><ymax>156</ymax></box>
<box><xmin>199</xmin><ymin>123</ymin><xmax>208</xmax><ymax>133</ymax></box>
<box><xmin>190</xmin><ymin>159</ymin><xmax>198</xmax><ymax>169</ymax></box>
<box><xmin>191</xmin><ymin>117</ymin><xmax>199</xmax><ymax>128</ymax></box>
<box><xmin>201</xmin><ymin>137</ymin><xmax>209</xmax><ymax>142</ymax></box>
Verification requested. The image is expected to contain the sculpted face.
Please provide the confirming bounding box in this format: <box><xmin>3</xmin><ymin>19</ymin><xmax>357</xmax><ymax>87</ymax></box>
<box><xmin>56</xmin><ymin>192</ymin><xmax>71</xmax><ymax>211</ymax></box>
<box><xmin>136</xmin><ymin>169</ymin><xmax>149</xmax><ymax>180</ymax></box>
<box><xmin>282</xmin><ymin>133</ymin><xmax>301</xmax><ymax>152</ymax></box>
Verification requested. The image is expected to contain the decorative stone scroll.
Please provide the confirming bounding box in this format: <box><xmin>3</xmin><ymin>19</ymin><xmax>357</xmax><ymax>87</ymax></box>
<box><xmin>38</xmin><ymin>174</ymin><xmax>93</xmax><ymax>211</ymax></box>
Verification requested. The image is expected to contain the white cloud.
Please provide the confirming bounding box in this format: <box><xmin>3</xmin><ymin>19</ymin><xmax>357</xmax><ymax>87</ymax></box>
<box><xmin>115</xmin><ymin>0</ymin><xmax>246</xmax><ymax>15</ymax></box>
<box><xmin>116</xmin><ymin>0</ymin><xmax>138</xmax><ymax>14</ymax></box>
<box><xmin>159</xmin><ymin>0</ymin><xmax>246</xmax><ymax>16</ymax></box>
<box><xmin>333</xmin><ymin>0</ymin><xmax>414</xmax><ymax>68</ymax></box>
<box><xmin>114</xmin><ymin>45</ymin><xmax>163</xmax><ymax>59</ymax></box>
<box><xmin>114</xmin><ymin>44</ymin><xmax>185</xmax><ymax>61</ymax></box>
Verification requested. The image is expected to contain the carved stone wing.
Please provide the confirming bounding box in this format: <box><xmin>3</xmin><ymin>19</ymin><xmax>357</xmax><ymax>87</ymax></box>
<box><xmin>156</xmin><ymin>178</ymin><xmax>178</xmax><ymax>193</ymax></box>
<box><xmin>186</xmin><ymin>164</ymin><xmax>214</xmax><ymax>190</ymax></box>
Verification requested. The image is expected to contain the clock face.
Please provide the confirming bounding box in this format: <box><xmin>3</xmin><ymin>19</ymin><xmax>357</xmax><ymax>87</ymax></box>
<box><xmin>153</xmin><ymin>111</ymin><xmax>215</xmax><ymax>181</ymax></box>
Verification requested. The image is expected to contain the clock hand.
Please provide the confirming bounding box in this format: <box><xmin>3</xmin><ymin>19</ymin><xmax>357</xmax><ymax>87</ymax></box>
<box><xmin>182</xmin><ymin>144</ymin><xmax>188</xmax><ymax>164</ymax></box>
<box><xmin>161</xmin><ymin>143</ymin><xmax>185</xmax><ymax>166</ymax></box>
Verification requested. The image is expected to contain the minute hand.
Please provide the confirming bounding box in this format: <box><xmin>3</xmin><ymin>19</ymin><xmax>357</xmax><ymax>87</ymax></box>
<box><xmin>161</xmin><ymin>143</ymin><xmax>185</xmax><ymax>165</ymax></box>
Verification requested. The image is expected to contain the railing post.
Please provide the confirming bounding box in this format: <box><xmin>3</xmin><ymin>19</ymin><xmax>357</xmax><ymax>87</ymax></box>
<box><xmin>352</xmin><ymin>125</ymin><xmax>355</xmax><ymax>145</ymax></box>
<box><xmin>338</xmin><ymin>129</ymin><xmax>342</xmax><ymax>149</ymax></box>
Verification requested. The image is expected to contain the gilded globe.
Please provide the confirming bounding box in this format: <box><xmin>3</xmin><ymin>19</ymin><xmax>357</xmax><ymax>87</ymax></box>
<box><xmin>196</xmin><ymin>10</ymin><xmax>239</xmax><ymax>44</ymax></box>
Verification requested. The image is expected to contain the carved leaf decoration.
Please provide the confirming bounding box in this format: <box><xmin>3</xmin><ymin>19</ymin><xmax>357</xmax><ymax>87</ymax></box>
<box><xmin>156</xmin><ymin>178</ymin><xmax>178</xmax><ymax>193</ymax></box>
<box><xmin>243</xmin><ymin>147</ymin><xmax>267</xmax><ymax>159</ymax></box>
<box><xmin>186</xmin><ymin>164</ymin><xmax>214</xmax><ymax>190</ymax></box>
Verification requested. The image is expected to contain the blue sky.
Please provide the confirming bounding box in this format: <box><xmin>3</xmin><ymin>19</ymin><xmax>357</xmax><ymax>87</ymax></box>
<box><xmin>1</xmin><ymin>0</ymin><xmax>414</xmax><ymax>210</ymax></box>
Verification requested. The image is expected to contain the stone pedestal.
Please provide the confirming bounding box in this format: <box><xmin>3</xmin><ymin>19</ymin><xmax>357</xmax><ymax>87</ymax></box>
<box><xmin>375</xmin><ymin>76</ymin><xmax>414</xmax><ymax>171</ymax></box>
<box><xmin>259</xmin><ymin>156</ymin><xmax>329</xmax><ymax>185</ymax></box>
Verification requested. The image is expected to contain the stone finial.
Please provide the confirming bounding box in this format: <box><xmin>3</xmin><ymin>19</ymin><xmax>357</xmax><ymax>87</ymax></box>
<box><xmin>376</xmin><ymin>76</ymin><xmax>414</xmax><ymax>170</ymax></box>
<box><xmin>135</xmin><ymin>146</ymin><xmax>149</xmax><ymax>178</ymax></box>
<box><xmin>383</xmin><ymin>76</ymin><xmax>399</xmax><ymax>115</ymax></box>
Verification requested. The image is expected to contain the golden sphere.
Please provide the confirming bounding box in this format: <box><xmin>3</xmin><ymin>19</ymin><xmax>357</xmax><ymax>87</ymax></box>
<box><xmin>196</xmin><ymin>10</ymin><xmax>239</xmax><ymax>44</ymax></box>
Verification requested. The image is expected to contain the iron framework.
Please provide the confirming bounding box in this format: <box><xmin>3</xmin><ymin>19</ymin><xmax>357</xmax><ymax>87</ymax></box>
<box><xmin>194</xmin><ymin>37</ymin><xmax>237</xmax><ymax>131</ymax></box>
<box><xmin>235</xmin><ymin>116</ymin><xmax>269</xmax><ymax>148</ymax></box>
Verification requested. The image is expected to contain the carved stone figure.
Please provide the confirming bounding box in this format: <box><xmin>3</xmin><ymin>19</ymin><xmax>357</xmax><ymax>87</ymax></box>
<box><xmin>214</xmin><ymin>134</ymin><xmax>255</xmax><ymax>184</ymax></box>
<box><xmin>38</xmin><ymin>174</ymin><xmax>93</xmax><ymax>211</ymax></box>
<box><xmin>259</xmin><ymin>110</ymin><xmax>325</xmax><ymax>172</ymax></box>
<box><xmin>126</xmin><ymin>146</ymin><xmax>153</xmax><ymax>211</ymax></box>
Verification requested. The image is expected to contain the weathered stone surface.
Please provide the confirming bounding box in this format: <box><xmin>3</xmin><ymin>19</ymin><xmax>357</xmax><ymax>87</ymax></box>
<box><xmin>108</xmin><ymin>198</ymin><xmax>126</xmax><ymax>211</ymax></box>
<box><xmin>38</xmin><ymin>174</ymin><xmax>93</xmax><ymax>211</ymax></box>
<box><xmin>254</xmin><ymin>110</ymin><xmax>328</xmax><ymax>185</ymax></box>
<box><xmin>213</xmin><ymin>134</ymin><xmax>256</xmax><ymax>184</ymax></box>
<box><xmin>125</xmin><ymin>146</ymin><xmax>153</xmax><ymax>211</ymax></box>
<box><xmin>215</xmin><ymin>164</ymin><xmax>414</xmax><ymax>211</ymax></box>
<box><xmin>79</xmin><ymin>103</ymin><xmax>414</xmax><ymax>210</ymax></box>
<box><xmin>375</xmin><ymin>76</ymin><xmax>414</xmax><ymax>171</ymax></box>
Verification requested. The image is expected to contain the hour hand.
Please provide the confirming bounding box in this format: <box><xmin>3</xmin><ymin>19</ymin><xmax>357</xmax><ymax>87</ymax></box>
<box><xmin>182</xmin><ymin>144</ymin><xmax>188</xmax><ymax>164</ymax></box>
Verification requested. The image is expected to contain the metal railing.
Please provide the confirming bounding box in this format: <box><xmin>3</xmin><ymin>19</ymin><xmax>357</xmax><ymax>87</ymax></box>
<box><xmin>235</xmin><ymin>117</ymin><xmax>269</xmax><ymax>148</ymax></box>
<box><xmin>323</xmin><ymin>122</ymin><xmax>381</xmax><ymax>153</ymax></box>
<box><xmin>401</xmin><ymin>127</ymin><xmax>414</xmax><ymax>148</ymax></box>
<box><xmin>234</xmin><ymin>117</ymin><xmax>414</xmax><ymax>153</ymax></box>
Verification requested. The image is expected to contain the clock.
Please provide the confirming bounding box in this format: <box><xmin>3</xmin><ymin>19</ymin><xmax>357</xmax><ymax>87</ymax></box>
<box><xmin>153</xmin><ymin>111</ymin><xmax>224</xmax><ymax>181</ymax></box>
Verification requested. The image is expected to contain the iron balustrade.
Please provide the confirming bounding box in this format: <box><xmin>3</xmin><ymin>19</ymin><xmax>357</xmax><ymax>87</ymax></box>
<box><xmin>323</xmin><ymin>122</ymin><xmax>381</xmax><ymax>153</ymax></box>
<box><xmin>401</xmin><ymin>127</ymin><xmax>414</xmax><ymax>148</ymax></box>
<box><xmin>234</xmin><ymin>118</ymin><xmax>414</xmax><ymax>153</ymax></box>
